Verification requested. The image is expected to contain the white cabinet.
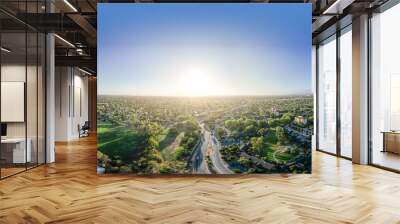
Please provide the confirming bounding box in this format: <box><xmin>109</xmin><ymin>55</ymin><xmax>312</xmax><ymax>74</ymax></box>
<box><xmin>1</xmin><ymin>138</ymin><xmax>31</xmax><ymax>163</ymax></box>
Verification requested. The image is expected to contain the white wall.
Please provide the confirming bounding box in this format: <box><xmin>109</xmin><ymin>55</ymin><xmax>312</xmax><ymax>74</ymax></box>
<box><xmin>55</xmin><ymin>67</ymin><xmax>70</xmax><ymax>141</ymax></box>
<box><xmin>71</xmin><ymin>73</ymin><xmax>89</xmax><ymax>138</ymax></box>
<box><xmin>55</xmin><ymin>67</ymin><xmax>89</xmax><ymax>141</ymax></box>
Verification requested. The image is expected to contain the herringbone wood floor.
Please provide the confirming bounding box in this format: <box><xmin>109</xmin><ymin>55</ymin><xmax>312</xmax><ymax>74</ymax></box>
<box><xmin>1</xmin><ymin>136</ymin><xmax>400</xmax><ymax>224</ymax></box>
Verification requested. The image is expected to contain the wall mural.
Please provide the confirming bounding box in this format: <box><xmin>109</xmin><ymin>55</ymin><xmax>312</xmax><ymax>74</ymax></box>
<box><xmin>97</xmin><ymin>3</ymin><xmax>312</xmax><ymax>175</ymax></box>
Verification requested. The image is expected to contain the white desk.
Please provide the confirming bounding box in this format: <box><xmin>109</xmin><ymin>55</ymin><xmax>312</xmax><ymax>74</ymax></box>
<box><xmin>382</xmin><ymin>131</ymin><xmax>400</xmax><ymax>154</ymax></box>
<box><xmin>1</xmin><ymin>138</ymin><xmax>31</xmax><ymax>163</ymax></box>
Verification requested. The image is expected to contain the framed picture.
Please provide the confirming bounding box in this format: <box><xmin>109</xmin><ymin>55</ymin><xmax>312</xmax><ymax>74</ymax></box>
<box><xmin>97</xmin><ymin>3</ymin><xmax>312</xmax><ymax>175</ymax></box>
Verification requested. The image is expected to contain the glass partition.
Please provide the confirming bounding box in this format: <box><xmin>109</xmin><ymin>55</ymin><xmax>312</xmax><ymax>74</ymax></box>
<box><xmin>27</xmin><ymin>31</ymin><xmax>38</xmax><ymax>169</ymax></box>
<box><xmin>339</xmin><ymin>27</ymin><xmax>352</xmax><ymax>158</ymax></box>
<box><xmin>370</xmin><ymin>3</ymin><xmax>400</xmax><ymax>171</ymax></box>
<box><xmin>0</xmin><ymin>2</ymin><xmax>46</xmax><ymax>179</ymax></box>
<box><xmin>317</xmin><ymin>35</ymin><xmax>337</xmax><ymax>154</ymax></box>
<box><xmin>38</xmin><ymin>32</ymin><xmax>46</xmax><ymax>165</ymax></box>
<box><xmin>1</xmin><ymin>31</ymin><xmax>28</xmax><ymax>177</ymax></box>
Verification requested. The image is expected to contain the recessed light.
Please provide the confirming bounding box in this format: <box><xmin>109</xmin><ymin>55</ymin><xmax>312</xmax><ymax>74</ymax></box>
<box><xmin>54</xmin><ymin>34</ymin><xmax>75</xmax><ymax>48</ymax></box>
<box><xmin>63</xmin><ymin>0</ymin><xmax>78</xmax><ymax>12</ymax></box>
<box><xmin>1</xmin><ymin>47</ymin><xmax>11</xmax><ymax>53</ymax></box>
<box><xmin>78</xmin><ymin>67</ymin><xmax>93</xmax><ymax>76</ymax></box>
<box><xmin>323</xmin><ymin>0</ymin><xmax>354</xmax><ymax>15</ymax></box>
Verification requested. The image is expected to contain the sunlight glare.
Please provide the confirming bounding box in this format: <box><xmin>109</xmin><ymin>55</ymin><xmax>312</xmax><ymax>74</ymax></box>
<box><xmin>179</xmin><ymin>68</ymin><xmax>214</xmax><ymax>96</ymax></box>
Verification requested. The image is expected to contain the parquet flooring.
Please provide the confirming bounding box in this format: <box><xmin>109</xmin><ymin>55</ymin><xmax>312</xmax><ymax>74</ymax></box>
<box><xmin>0</xmin><ymin>167</ymin><xmax>26</xmax><ymax>178</ymax></box>
<box><xmin>1</xmin><ymin>135</ymin><xmax>400</xmax><ymax>223</ymax></box>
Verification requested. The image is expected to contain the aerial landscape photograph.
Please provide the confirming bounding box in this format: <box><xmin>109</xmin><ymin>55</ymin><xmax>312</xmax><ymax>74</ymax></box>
<box><xmin>97</xmin><ymin>4</ymin><xmax>312</xmax><ymax>174</ymax></box>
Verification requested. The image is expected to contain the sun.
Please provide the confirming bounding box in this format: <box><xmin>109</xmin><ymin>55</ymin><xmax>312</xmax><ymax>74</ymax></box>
<box><xmin>179</xmin><ymin>69</ymin><xmax>214</xmax><ymax>96</ymax></box>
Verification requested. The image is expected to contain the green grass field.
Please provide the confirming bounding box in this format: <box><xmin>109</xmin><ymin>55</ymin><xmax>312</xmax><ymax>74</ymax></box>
<box><xmin>97</xmin><ymin>122</ymin><xmax>143</xmax><ymax>162</ymax></box>
<box><xmin>98</xmin><ymin>123</ymin><xmax>187</xmax><ymax>164</ymax></box>
<box><xmin>158</xmin><ymin>129</ymin><xmax>178</xmax><ymax>150</ymax></box>
<box><xmin>160</xmin><ymin>132</ymin><xmax>184</xmax><ymax>161</ymax></box>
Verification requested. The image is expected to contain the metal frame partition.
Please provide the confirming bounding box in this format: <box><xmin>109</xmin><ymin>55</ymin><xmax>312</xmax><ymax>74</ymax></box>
<box><xmin>338</xmin><ymin>24</ymin><xmax>353</xmax><ymax>160</ymax></box>
<box><xmin>367</xmin><ymin>10</ymin><xmax>373</xmax><ymax>167</ymax></box>
<box><xmin>0</xmin><ymin>23</ymin><xmax>2</xmax><ymax>179</ymax></box>
<box><xmin>0</xmin><ymin>1</ymin><xmax>48</xmax><ymax>180</ymax></box>
<box><xmin>367</xmin><ymin>0</ymin><xmax>400</xmax><ymax>173</ymax></box>
<box><xmin>316</xmin><ymin>0</ymin><xmax>400</xmax><ymax>172</ymax></box>
<box><xmin>315</xmin><ymin>21</ymin><xmax>353</xmax><ymax>161</ymax></box>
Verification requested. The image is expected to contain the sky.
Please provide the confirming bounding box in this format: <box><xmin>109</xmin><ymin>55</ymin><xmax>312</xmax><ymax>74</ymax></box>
<box><xmin>98</xmin><ymin>3</ymin><xmax>311</xmax><ymax>96</ymax></box>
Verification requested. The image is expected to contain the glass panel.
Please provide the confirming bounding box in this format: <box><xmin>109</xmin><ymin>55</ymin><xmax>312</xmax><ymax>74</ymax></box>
<box><xmin>371</xmin><ymin>4</ymin><xmax>400</xmax><ymax>171</ymax></box>
<box><xmin>312</xmin><ymin>46</ymin><xmax>317</xmax><ymax>151</ymax></box>
<box><xmin>339</xmin><ymin>28</ymin><xmax>352</xmax><ymax>158</ymax></box>
<box><xmin>1</xmin><ymin>31</ymin><xmax>27</xmax><ymax>177</ymax></box>
<box><xmin>27</xmin><ymin>31</ymin><xmax>38</xmax><ymax>169</ymax></box>
<box><xmin>26</xmin><ymin>0</ymin><xmax>39</xmax><ymax>169</ymax></box>
<box><xmin>318</xmin><ymin>36</ymin><xmax>337</xmax><ymax>154</ymax></box>
<box><xmin>38</xmin><ymin>33</ymin><xmax>45</xmax><ymax>165</ymax></box>
<box><xmin>0</xmin><ymin>1</ymin><xmax>46</xmax><ymax>178</ymax></box>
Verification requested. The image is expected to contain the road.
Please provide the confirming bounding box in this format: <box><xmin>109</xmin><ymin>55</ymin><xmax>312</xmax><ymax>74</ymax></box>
<box><xmin>191</xmin><ymin>124</ymin><xmax>211</xmax><ymax>174</ymax></box>
<box><xmin>191</xmin><ymin>121</ymin><xmax>233</xmax><ymax>174</ymax></box>
<box><xmin>209</xmin><ymin>133</ymin><xmax>234</xmax><ymax>174</ymax></box>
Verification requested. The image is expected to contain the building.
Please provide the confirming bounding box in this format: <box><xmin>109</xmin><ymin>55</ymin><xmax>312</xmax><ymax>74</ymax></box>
<box><xmin>294</xmin><ymin>116</ymin><xmax>307</xmax><ymax>126</ymax></box>
<box><xmin>271</xmin><ymin>107</ymin><xmax>280</xmax><ymax>116</ymax></box>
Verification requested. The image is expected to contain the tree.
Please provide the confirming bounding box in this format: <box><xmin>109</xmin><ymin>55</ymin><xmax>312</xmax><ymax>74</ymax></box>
<box><xmin>169</xmin><ymin>126</ymin><xmax>178</xmax><ymax>135</ymax></box>
<box><xmin>276</xmin><ymin>127</ymin><xmax>286</xmax><ymax>144</ymax></box>
<box><xmin>97</xmin><ymin>151</ymin><xmax>110</xmax><ymax>168</ymax></box>
<box><xmin>257</xmin><ymin>128</ymin><xmax>268</xmax><ymax>136</ymax></box>
<box><xmin>238</xmin><ymin>156</ymin><xmax>251</xmax><ymax>166</ymax></box>
<box><xmin>280</xmin><ymin>113</ymin><xmax>293</xmax><ymax>125</ymax></box>
<box><xmin>268</xmin><ymin>119</ymin><xmax>279</xmax><ymax>127</ymax></box>
<box><xmin>244</xmin><ymin>125</ymin><xmax>257</xmax><ymax>138</ymax></box>
<box><xmin>119</xmin><ymin>165</ymin><xmax>132</xmax><ymax>173</ymax></box>
<box><xmin>174</xmin><ymin>146</ymin><xmax>188</xmax><ymax>160</ymax></box>
<box><xmin>250</xmin><ymin>137</ymin><xmax>265</xmax><ymax>154</ymax></box>
<box><xmin>216</xmin><ymin>127</ymin><xmax>227</xmax><ymax>139</ymax></box>
<box><xmin>258</xmin><ymin>120</ymin><xmax>268</xmax><ymax>128</ymax></box>
<box><xmin>159</xmin><ymin>162</ymin><xmax>175</xmax><ymax>174</ymax></box>
<box><xmin>225</xmin><ymin>119</ymin><xmax>239</xmax><ymax>131</ymax></box>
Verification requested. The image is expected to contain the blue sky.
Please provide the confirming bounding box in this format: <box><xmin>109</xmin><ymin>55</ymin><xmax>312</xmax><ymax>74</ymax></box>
<box><xmin>98</xmin><ymin>3</ymin><xmax>311</xmax><ymax>96</ymax></box>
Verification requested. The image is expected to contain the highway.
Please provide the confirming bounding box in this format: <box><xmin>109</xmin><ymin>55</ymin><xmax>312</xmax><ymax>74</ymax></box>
<box><xmin>191</xmin><ymin>124</ymin><xmax>211</xmax><ymax>174</ymax></box>
<box><xmin>209</xmin><ymin>133</ymin><xmax>234</xmax><ymax>174</ymax></box>
<box><xmin>191</xmin><ymin>121</ymin><xmax>233</xmax><ymax>174</ymax></box>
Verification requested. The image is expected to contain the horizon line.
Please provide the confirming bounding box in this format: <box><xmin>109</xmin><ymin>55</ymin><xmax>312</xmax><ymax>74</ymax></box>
<box><xmin>98</xmin><ymin>93</ymin><xmax>313</xmax><ymax>97</ymax></box>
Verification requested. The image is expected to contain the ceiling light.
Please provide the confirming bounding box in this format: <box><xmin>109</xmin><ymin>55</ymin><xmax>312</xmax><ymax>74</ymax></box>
<box><xmin>1</xmin><ymin>47</ymin><xmax>11</xmax><ymax>53</ymax></box>
<box><xmin>323</xmin><ymin>1</ymin><xmax>340</xmax><ymax>14</ymax></box>
<box><xmin>323</xmin><ymin>0</ymin><xmax>354</xmax><ymax>15</ymax></box>
<box><xmin>63</xmin><ymin>0</ymin><xmax>78</xmax><ymax>12</ymax></box>
<box><xmin>54</xmin><ymin>34</ymin><xmax>75</xmax><ymax>48</ymax></box>
<box><xmin>78</xmin><ymin>67</ymin><xmax>93</xmax><ymax>76</ymax></box>
<box><xmin>76</xmin><ymin>48</ymin><xmax>85</xmax><ymax>55</ymax></box>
